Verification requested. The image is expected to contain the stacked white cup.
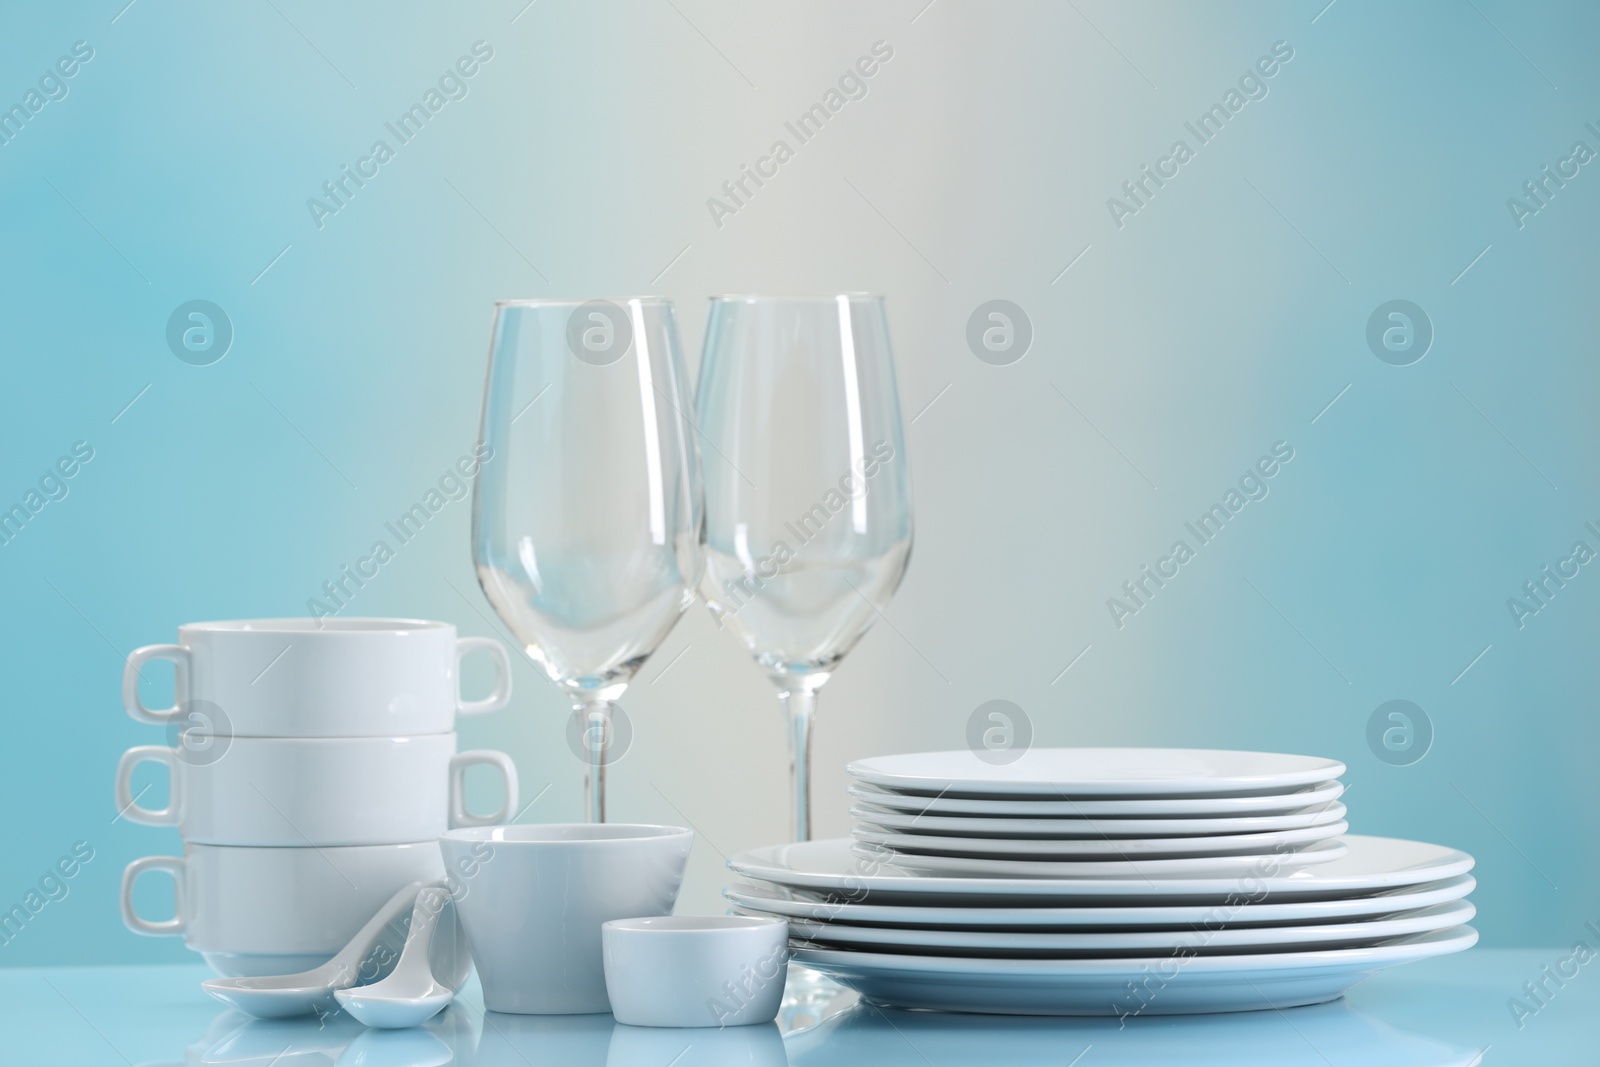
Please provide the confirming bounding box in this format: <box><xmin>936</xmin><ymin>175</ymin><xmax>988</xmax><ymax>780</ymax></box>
<box><xmin>116</xmin><ymin>618</ymin><xmax>517</xmax><ymax>977</ymax></box>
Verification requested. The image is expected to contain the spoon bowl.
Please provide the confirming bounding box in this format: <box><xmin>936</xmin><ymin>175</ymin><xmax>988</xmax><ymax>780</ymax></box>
<box><xmin>336</xmin><ymin>885</ymin><xmax>470</xmax><ymax>1029</ymax></box>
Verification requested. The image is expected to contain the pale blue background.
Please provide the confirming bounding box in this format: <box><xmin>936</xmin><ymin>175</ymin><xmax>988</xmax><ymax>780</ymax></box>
<box><xmin>1</xmin><ymin>0</ymin><xmax>1595</xmax><ymax>972</ymax></box>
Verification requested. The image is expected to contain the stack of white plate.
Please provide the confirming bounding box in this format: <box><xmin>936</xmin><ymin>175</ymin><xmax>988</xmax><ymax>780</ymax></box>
<box><xmin>847</xmin><ymin>748</ymin><xmax>1352</xmax><ymax>877</ymax></box>
<box><xmin>726</xmin><ymin>748</ymin><xmax>1477</xmax><ymax>1015</ymax></box>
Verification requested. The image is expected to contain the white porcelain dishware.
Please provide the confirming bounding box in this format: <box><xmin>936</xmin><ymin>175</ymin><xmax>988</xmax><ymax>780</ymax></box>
<box><xmin>121</xmin><ymin>841</ymin><xmax>445</xmax><ymax>975</ymax></box>
<box><xmin>851</xmin><ymin>822</ymin><xmax>1348</xmax><ymax>860</ymax></box>
<box><xmin>788</xmin><ymin>926</ymin><xmax>1479</xmax><ymax>1015</ymax></box>
<box><xmin>602</xmin><ymin>915</ymin><xmax>788</xmax><ymax>1028</ymax></box>
<box><xmin>439</xmin><ymin>824</ymin><xmax>693</xmax><ymax>1014</ymax></box>
<box><xmin>847</xmin><ymin>748</ymin><xmax>1346</xmax><ymax>799</ymax></box>
<box><xmin>727</xmin><ymin>836</ymin><xmax>1475</xmax><ymax>906</ymax></box>
<box><xmin>766</xmin><ymin>900</ymin><xmax>1475</xmax><ymax>957</ymax></box>
<box><xmin>849</xmin><ymin>801</ymin><xmax>1348</xmax><ymax>839</ymax></box>
<box><xmin>201</xmin><ymin>882</ymin><xmax>429</xmax><ymax>1018</ymax></box>
<box><xmin>122</xmin><ymin>618</ymin><xmax>512</xmax><ymax>737</ymax></box>
<box><xmin>115</xmin><ymin>734</ymin><xmax>518</xmax><ymax>846</ymax></box>
<box><xmin>848</xmin><ymin>779</ymin><xmax>1346</xmax><ymax>817</ymax></box>
<box><xmin>851</xmin><ymin>838</ymin><xmax>1347</xmax><ymax>879</ymax></box>
<box><xmin>337</xmin><ymin>885</ymin><xmax>471</xmax><ymax>1028</ymax></box>
<box><xmin>725</xmin><ymin>873</ymin><xmax>1476</xmax><ymax>929</ymax></box>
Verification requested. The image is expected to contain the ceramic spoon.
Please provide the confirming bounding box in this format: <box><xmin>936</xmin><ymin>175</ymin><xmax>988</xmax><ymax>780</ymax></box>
<box><xmin>201</xmin><ymin>882</ymin><xmax>428</xmax><ymax>1019</ymax></box>
<box><xmin>335</xmin><ymin>885</ymin><xmax>469</xmax><ymax>1029</ymax></box>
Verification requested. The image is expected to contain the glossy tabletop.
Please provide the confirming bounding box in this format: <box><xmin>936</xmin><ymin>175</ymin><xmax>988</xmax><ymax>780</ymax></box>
<box><xmin>0</xmin><ymin>950</ymin><xmax>1592</xmax><ymax>1065</ymax></box>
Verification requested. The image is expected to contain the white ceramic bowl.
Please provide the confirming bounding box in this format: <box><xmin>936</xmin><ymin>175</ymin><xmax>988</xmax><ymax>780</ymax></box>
<box><xmin>603</xmin><ymin>915</ymin><xmax>789</xmax><ymax>1027</ymax></box>
<box><xmin>121</xmin><ymin>841</ymin><xmax>444</xmax><ymax>970</ymax></box>
<box><xmin>123</xmin><ymin>618</ymin><xmax>511</xmax><ymax>737</ymax></box>
<box><xmin>114</xmin><ymin>734</ymin><xmax>517</xmax><ymax>845</ymax></box>
<box><xmin>440</xmin><ymin>824</ymin><xmax>693</xmax><ymax>1014</ymax></box>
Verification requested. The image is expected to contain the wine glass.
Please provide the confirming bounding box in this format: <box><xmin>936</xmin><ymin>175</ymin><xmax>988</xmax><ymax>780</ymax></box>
<box><xmin>695</xmin><ymin>294</ymin><xmax>913</xmax><ymax>842</ymax></box>
<box><xmin>473</xmin><ymin>297</ymin><xmax>703</xmax><ymax>822</ymax></box>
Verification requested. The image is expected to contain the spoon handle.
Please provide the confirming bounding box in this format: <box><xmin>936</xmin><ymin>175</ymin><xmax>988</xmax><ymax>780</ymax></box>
<box><xmin>400</xmin><ymin>885</ymin><xmax>469</xmax><ymax>992</ymax></box>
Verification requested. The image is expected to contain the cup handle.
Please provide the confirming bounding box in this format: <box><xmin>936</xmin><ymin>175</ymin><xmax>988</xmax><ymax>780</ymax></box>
<box><xmin>123</xmin><ymin>644</ymin><xmax>191</xmax><ymax>725</ymax></box>
<box><xmin>120</xmin><ymin>856</ymin><xmax>186</xmax><ymax>936</ymax></box>
<box><xmin>448</xmin><ymin>750</ymin><xmax>520</xmax><ymax>827</ymax></box>
<box><xmin>455</xmin><ymin>637</ymin><xmax>512</xmax><ymax>715</ymax></box>
<box><xmin>114</xmin><ymin>747</ymin><xmax>180</xmax><ymax>826</ymax></box>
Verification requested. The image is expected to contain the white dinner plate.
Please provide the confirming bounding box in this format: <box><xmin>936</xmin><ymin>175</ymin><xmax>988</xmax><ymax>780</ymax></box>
<box><xmin>851</xmin><ymin>821</ymin><xmax>1348</xmax><ymax>859</ymax></box>
<box><xmin>851</xmin><ymin>801</ymin><xmax>1349</xmax><ymax>839</ymax></box>
<box><xmin>726</xmin><ymin>835</ymin><xmax>1474</xmax><ymax>905</ymax></box>
<box><xmin>853</xmin><ymin>838</ymin><xmax>1348</xmax><ymax>879</ymax></box>
<box><xmin>848</xmin><ymin>780</ymin><xmax>1345</xmax><ymax>817</ymax></box>
<box><xmin>756</xmin><ymin>900</ymin><xmax>1475</xmax><ymax>957</ymax></box>
<box><xmin>848</xmin><ymin>748</ymin><xmax>1346</xmax><ymax>799</ymax></box>
<box><xmin>725</xmin><ymin>873</ymin><xmax>1476</xmax><ymax>929</ymax></box>
<box><xmin>790</xmin><ymin>926</ymin><xmax>1479</xmax><ymax>1015</ymax></box>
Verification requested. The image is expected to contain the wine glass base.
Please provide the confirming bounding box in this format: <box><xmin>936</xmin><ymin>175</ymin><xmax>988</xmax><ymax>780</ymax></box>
<box><xmin>777</xmin><ymin>962</ymin><xmax>851</xmax><ymax>1034</ymax></box>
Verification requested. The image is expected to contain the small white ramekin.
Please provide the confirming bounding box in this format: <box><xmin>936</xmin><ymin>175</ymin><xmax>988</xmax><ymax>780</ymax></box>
<box><xmin>602</xmin><ymin>915</ymin><xmax>789</xmax><ymax>1027</ymax></box>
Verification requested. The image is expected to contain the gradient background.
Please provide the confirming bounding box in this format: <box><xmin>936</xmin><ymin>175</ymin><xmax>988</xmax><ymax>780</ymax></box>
<box><xmin>1</xmin><ymin>0</ymin><xmax>1595</xmax><ymax>968</ymax></box>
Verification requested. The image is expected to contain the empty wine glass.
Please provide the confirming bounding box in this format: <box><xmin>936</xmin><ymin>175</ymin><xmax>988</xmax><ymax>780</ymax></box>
<box><xmin>696</xmin><ymin>294</ymin><xmax>913</xmax><ymax>841</ymax></box>
<box><xmin>473</xmin><ymin>297</ymin><xmax>703</xmax><ymax>822</ymax></box>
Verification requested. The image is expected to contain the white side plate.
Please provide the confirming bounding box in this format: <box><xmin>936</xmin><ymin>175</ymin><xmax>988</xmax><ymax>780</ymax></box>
<box><xmin>851</xmin><ymin>822</ymin><xmax>1348</xmax><ymax>859</ymax></box>
<box><xmin>848</xmin><ymin>749</ymin><xmax>1346</xmax><ymax>799</ymax></box>
<box><xmin>848</xmin><ymin>780</ymin><xmax>1345</xmax><ymax>817</ymax></box>
<box><xmin>852</xmin><ymin>838</ymin><xmax>1347</xmax><ymax>879</ymax></box>
<box><xmin>851</xmin><ymin>801</ymin><xmax>1348</xmax><ymax>839</ymax></box>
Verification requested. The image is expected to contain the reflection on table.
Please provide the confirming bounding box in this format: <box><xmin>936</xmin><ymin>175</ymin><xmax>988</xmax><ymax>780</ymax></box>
<box><xmin>11</xmin><ymin>955</ymin><xmax>1590</xmax><ymax>1066</ymax></box>
<box><xmin>148</xmin><ymin>984</ymin><xmax>1479</xmax><ymax>1067</ymax></box>
<box><xmin>786</xmin><ymin>995</ymin><xmax>1481</xmax><ymax>1067</ymax></box>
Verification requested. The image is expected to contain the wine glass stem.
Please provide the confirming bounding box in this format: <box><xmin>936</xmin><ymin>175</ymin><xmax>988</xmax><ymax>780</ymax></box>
<box><xmin>778</xmin><ymin>686</ymin><xmax>817</xmax><ymax>842</ymax></box>
<box><xmin>580</xmin><ymin>700</ymin><xmax>611</xmax><ymax>823</ymax></box>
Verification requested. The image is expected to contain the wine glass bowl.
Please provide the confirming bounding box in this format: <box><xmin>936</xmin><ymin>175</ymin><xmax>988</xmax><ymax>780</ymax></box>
<box><xmin>473</xmin><ymin>297</ymin><xmax>703</xmax><ymax>819</ymax></box>
<box><xmin>696</xmin><ymin>294</ymin><xmax>912</xmax><ymax>840</ymax></box>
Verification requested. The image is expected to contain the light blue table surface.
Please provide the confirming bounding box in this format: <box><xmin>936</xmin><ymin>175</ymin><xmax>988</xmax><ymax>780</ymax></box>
<box><xmin>0</xmin><ymin>951</ymin><xmax>1592</xmax><ymax>1066</ymax></box>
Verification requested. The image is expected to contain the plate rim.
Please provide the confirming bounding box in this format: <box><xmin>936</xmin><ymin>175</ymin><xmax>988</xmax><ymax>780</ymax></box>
<box><xmin>724</xmin><ymin>872</ymin><xmax>1478</xmax><ymax>926</ymax></box>
<box><xmin>848</xmin><ymin>779</ymin><xmax>1347</xmax><ymax>816</ymax></box>
<box><xmin>850</xmin><ymin>821</ymin><xmax>1349</xmax><ymax>857</ymax></box>
<box><xmin>726</xmin><ymin>834</ymin><xmax>1475</xmax><ymax>900</ymax></box>
<box><xmin>847</xmin><ymin>748</ymin><xmax>1347</xmax><ymax>798</ymax></box>
<box><xmin>852</xmin><ymin>838</ymin><xmax>1349</xmax><ymax>878</ymax></box>
<box><xmin>771</xmin><ymin>899</ymin><xmax>1477</xmax><ymax>952</ymax></box>
<box><xmin>788</xmin><ymin>925</ymin><xmax>1480</xmax><ymax>976</ymax></box>
<box><xmin>850</xmin><ymin>800</ymin><xmax>1350</xmax><ymax>837</ymax></box>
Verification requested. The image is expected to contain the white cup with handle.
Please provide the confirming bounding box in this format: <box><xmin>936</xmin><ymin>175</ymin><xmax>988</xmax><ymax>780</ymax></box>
<box><xmin>114</xmin><ymin>734</ymin><xmax>518</xmax><ymax>846</ymax></box>
<box><xmin>122</xmin><ymin>618</ymin><xmax>512</xmax><ymax>738</ymax></box>
<box><xmin>121</xmin><ymin>841</ymin><xmax>446</xmax><ymax>976</ymax></box>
